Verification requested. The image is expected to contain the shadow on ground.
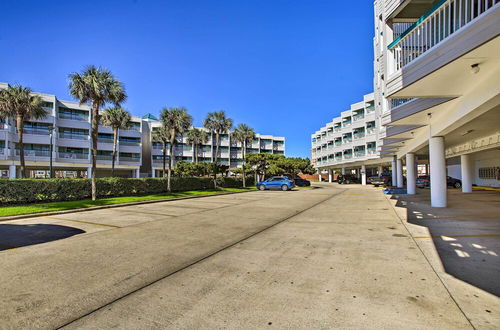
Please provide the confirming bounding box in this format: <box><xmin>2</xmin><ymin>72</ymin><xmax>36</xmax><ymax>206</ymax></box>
<box><xmin>390</xmin><ymin>188</ymin><xmax>500</xmax><ymax>297</ymax></box>
<box><xmin>0</xmin><ymin>224</ymin><xmax>85</xmax><ymax>251</ymax></box>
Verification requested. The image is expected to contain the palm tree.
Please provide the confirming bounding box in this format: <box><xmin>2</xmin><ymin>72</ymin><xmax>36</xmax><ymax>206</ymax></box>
<box><xmin>101</xmin><ymin>107</ymin><xmax>132</xmax><ymax>177</ymax></box>
<box><xmin>69</xmin><ymin>65</ymin><xmax>126</xmax><ymax>200</ymax></box>
<box><xmin>160</xmin><ymin>107</ymin><xmax>192</xmax><ymax>191</ymax></box>
<box><xmin>203</xmin><ymin>111</ymin><xmax>233</xmax><ymax>165</ymax></box>
<box><xmin>0</xmin><ymin>85</ymin><xmax>47</xmax><ymax>178</ymax></box>
<box><xmin>186</xmin><ymin>128</ymin><xmax>209</xmax><ymax>163</ymax></box>
<box><xmin>232</xmin><ymin>124</ymin><xmax>255</xmax><ymax>187</ymax></box>
<box><xmin>151</xmin><ymin>126</ymin><xmax>171</xmax><ymax>178</ymax></box>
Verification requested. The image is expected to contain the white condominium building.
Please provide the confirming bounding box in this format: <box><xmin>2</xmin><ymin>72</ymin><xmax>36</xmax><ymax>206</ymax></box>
<box><xmin>375</xmin><ymin>0</ymin><xmax>500</xmax><ymax>206</ymax></box>
<box><xmin>145</xmin><ymin>118</ymin><xmax>285</xmax><ymax>177</ymax></box>
<box><xmin>0</xmin><ymin>83</ymin><xmax>285</xmax><ymax>179</ymax></box>
<box><xmin>311</xmin><ymin>93</ymin><xmax>390</xmax><ymax>183</ymax></box>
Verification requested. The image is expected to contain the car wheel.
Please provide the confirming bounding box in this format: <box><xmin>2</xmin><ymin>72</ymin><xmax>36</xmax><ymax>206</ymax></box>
<box><xmin>454</xmin><ymin>182</ymin><xmax>461</xmax><ymax>188</ymax></box>
<box><xmin>259</xmin><ymin>184</ymin><xmax>266</xmax><ymax>191</ymax></box>
<box><xmin>281</xmin><ymin>184</ymin><xmax>289</xmax><ymax>191</ymax></box>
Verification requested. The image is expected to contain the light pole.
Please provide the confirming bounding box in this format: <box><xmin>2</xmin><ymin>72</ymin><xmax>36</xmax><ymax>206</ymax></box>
<box><xmin>48</xmin><ymin>125</ymin><xmax>55</xmax><ymax>178</ymax></box>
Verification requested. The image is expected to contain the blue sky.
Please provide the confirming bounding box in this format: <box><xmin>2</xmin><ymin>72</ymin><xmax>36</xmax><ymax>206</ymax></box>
<box><xmin>0</xmin><ymin>0</ymin><xmax>374</xmax><ymax>157</ymax></box>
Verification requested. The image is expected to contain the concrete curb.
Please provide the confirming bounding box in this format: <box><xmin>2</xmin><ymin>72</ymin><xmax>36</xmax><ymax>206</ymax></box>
<box><xmin>0</xmin><ymin>190</ymin><xmax>254</xmax><ymax>222</ymax></box>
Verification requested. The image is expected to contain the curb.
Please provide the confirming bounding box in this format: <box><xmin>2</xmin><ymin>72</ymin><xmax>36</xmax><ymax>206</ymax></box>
<box><xmin>0</xmin><ymin>190</ymin><xmax>254</xmax><ymax>222</ymax></box>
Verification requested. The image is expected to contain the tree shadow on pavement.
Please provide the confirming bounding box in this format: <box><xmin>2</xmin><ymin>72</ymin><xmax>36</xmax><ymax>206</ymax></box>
<box><xmin>0</xmin><ymin>224</ymin><xmax>85</xmax><ymax>251</ymax></box>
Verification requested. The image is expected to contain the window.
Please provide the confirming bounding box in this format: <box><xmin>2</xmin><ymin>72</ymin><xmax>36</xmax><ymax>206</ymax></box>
<box><xmin>479</xmin><ymin>167</ymin><xmax>500</xmax><ymax>180</ymax></box>
<box><xmin>58</xmin><ymin>107</ymin><xmax>89</xmax><ymax>121</ymax></box>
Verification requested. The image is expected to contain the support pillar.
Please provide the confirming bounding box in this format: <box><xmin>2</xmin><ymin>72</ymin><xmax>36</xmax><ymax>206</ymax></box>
<box><xmin>378</xmin><ymin>165</ymin><xmax>383</xmax><ymax>176</ymax></box>
<box><xmin>8</xmin><ymin>165</ymin><xmax>16</xmax><ymax>179</ymax></box>
<box><xmin>151</xmin><ymin>169</ymin><xmax>156</xmax><ymax>178</ymax></box>
<box><xmin>461</xmin><ymin>154</ymin><xmax>473</xmax><ymax>193</ymax></box>
<box><xmin>135</xmin><ymin>168</ymin><xmax>141</xmax><ymax>178</ymax></box>
<box><xmin>341</xmin><ymin>167</ymin><xmax>345</xmax><ymax>175</ymax></box>
<box><xmin>361</xmin><ymin>164</ymin><xmax>366</xmax><ymax>185</ymax></box>
<box><xmin>318</xmin><ymin>170</ymin><xmax>322</xmax><ymax>182</ymax></box>
<box><xmin>391</xmin><ymin>156</ymin><xmax>397</xmax><ymax>187</ymax></box>
<box><xmin>396</xmin><ymin>158</ymin><xmax>403</xmax><ymax>188</ymax></box>
<box><xmin>406</xmin><ymin>153</ymin><xmax>416</xmax><ymax>195</ymax></box>
<box><xmin>87</xmin><ymin>166</ymin><xmax>92</xmax><ymax>178</ymax></box>
<box><xmin>328</xmin><ymin>169</ymin><xmax>332</xmax><ymax>183</ymax></box>
<box><xmin>429</xmin><ymin>136</ymin><xmax>447</xmax><ymax>207</ymax></box>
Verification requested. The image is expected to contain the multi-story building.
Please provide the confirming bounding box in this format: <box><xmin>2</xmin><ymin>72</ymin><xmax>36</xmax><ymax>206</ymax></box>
<box><xmin>0</xmin><ymin>82</ymin><xmax>143</xmax><ymax>179</ymax></box>
<box><xmin>312</xmin><ymin>0</ymin><xmax>499</xmax><ymax>208</ymax></box>
<box><xmin>375</xmin><ymin>0</ymin><xmax>500</xmax><ymax>206</ymax></box>
<box><xmin>145</xmin><ymin>118</ymin><xmax>285</xmax><ymax>177</ymax></box>
<box><xmin>0</xmin><ymin>83</ymin><xmax>285</xmax><ymax>178</ymax></box>
<box><xmin>311</xmin><ymin>93</ymin><xmax>391</xmax><ymax>183</ymax></box>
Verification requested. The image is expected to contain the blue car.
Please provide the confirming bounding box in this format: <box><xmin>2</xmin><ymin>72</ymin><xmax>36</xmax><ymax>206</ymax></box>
<box><xmin>257</xmin><ymin>176</ymin><xmax>294</xmax><ymax>191</ymax></box>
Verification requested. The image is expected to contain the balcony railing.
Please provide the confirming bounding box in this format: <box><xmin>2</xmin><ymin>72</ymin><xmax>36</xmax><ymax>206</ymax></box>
<box><xmin>24</xmin><ymin>128</ymin><xmax>50</xmax><ymax>135</ymax></box>
<box><xmin>334</xmin><ymin>127</ymin><xmax>341</xmax><ymax>132</ymax></box>
<box><xmin>353</xmin><ymin>132</ymin><xmax>365</xmax><ymax>139</ymax></box>
<box><xmin>96</xmin><ymin>155</ymin><xmax>113</xmax><ymax>161</ymax></box>
<box><xmin>367</xmin><ymin>148</ymin><xmax>377</xmax><ymax>155</ymax></box>
<box><xmin>119</xmin><ymin>141</ymin><xmax>141</xmax><ymax>146</ymax></box>
<box><xmin>354</xmin><ymin>151</ymin><xmax>366</xmax><ymax>158</ymax></box>
<box><xmin>366</xmin><ymin>127</ymin><xmax>376</xmax><ymax>135</ymax></box>
<box><xmin>390</xmin><ymin>98</ymin><xmax>414</xmax><ymax>109</ymax></box>
<box><xmin>58</xmin><ymin>152</ymin><xmax>89</xmax><ymax>160</ymax></box>
<box><xmin>353</xmin><ymin>113</ymin><xmax>365</xmax><ymax>121</ymax></box>
<box><xmin>59</xmin><ymin>133</ymin><xmax>89</xmax><ymax>140</ymax></box>
<box><xmin>16</xmin><ymin>149</ymin><xmax>50</xmax><ymax>157</ymax></box>
<box><xmin>98</xmin><ymin>138</ymin><xmax>114</xmax><ymax>144</ymax></box>
<box><xmin>59</xmin><ymin>113</ymin><xmax>89</xmax><ymax>121</ymax></box>
<box><xmin>334</xmin><ymin>141</ymin><xmax>342</xmax><ymax>146</ymax></box>
<box><xmin>343</xmin><ymin>138</ymin><xmax>352</xmax><ymax>144</ymax></box>
<box><xmin>120</xmin><ymin>157</ymin><xmax>141</xmax><ymax>162</ymax></box>
<box><xmin>343</xmin><ymin>154</ymin><xmax>353</xmax><ymax>160</ymax></box>
<box><xmin>388</xmin><ymin>0</ymin><xmax>498</xmax><ymax>72</ymax></box>
<box><xmin>343</xmin><ymin>121</ymin><xmax>352</xmax><ymax>127</ymax></box>
<box><xmin>0</xmin><ymin>148</ymin><xmax>4</xmax><ymax>155</ymax></box>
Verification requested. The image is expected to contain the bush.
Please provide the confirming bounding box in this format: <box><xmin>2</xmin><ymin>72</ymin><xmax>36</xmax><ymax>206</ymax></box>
<box><xmin>0</xmin><ymin>176</ymin><xmax>247</xmax><ymax>205</ymax></box>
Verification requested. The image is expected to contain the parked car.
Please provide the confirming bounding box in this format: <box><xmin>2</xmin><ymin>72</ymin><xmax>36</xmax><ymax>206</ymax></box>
<box><xmin>294</xmin><ymin>177</ymin><xmax>311</xmax><ymax>187</ymax></box>
<box><xmin>337</xmin><ymin>174</ymin><xmax>360</xmax><ymax>184</ymax></box>
<box><xmin>257</xmin><ymin>176</ymin><xmax>294</xmax><ymax>191</ymax></box>
<box><xmin>416</xmin><ymin>175</ymin><xmax>462</xmax><ymax>188</ymax></box>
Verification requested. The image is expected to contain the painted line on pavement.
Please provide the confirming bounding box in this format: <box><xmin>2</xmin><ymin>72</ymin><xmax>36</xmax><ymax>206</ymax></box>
<box><xmin>44</xmin><ymin>216</ymin><xmax>121</xmax><ymax>228</ymax></box>
<box><xmin>414</xmin><ymin>234</ymin><xmax>500</xmax><ymax>239</ymax></box>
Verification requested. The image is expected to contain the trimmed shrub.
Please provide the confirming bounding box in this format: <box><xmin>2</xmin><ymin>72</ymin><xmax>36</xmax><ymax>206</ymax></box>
<box><xmin>0</xmin><ymin>176</ymin><xmax>245</xmax><ymax>205</ymax></box>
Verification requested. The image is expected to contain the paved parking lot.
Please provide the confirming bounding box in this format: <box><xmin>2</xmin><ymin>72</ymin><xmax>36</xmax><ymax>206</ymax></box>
<box><xmin>0</xmin><ymin>185</ymin><xmax>498</xmax><ymax>329</ymax></box>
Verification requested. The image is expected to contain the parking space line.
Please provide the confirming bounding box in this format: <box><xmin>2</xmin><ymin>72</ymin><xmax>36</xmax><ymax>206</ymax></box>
<box><xmin>44</xmin><ymin>216</ymin><xmax>121</xmax><ymax>228</ymax></box>
<box><xmin>414</xmin><ymin>234</ymin><xmax>500</xmax><ymax>239</ymax></box>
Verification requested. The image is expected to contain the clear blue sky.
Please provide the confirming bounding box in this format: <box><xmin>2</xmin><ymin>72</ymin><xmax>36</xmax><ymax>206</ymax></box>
<box><xmin>0</xmin><ymin>0</ymin><xmax>374</xmax><ymax>158</ymax></box>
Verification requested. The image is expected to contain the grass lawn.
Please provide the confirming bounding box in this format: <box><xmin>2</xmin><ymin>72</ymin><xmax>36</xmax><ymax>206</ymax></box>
<box><xmin>0</xmin><ymin>187</ymin><xmax>254</xmax><ymax>218</ymax></box>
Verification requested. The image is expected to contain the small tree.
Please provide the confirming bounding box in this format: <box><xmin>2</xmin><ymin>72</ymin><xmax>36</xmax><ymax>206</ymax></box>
<box><xmin>101</xmin><ymin>107</ymin><xmax>132</xmax><ymax>177</ymax></box>
<box><xmin>232</xmin><ymin>124</ymin><xmax>255</xmax><ymax>187</ymax></box>
<box><xmin>187</xmin><ymin>128</ymin><xmax>209</xmax><ymax>163</ymax></box>
<box><xmin>151</xmin><ymin>126</ymin><xmax>171</xmax><ymax>178</ymax></box>
<box><xmin>160</xmin><ymin>107</ymin><xmax>192</xmax><ymax>192</ymax></box>
<box><xmin>0</xmin><ymin>85</ymin><xmax>47</xmax><ymax>178</ymax></box>
<box><xmin>246</xmin><ymin>153</ymin><xmax>281</xmax><ymax>181</ymax></box>
<box><xmin>69</xmin><ymin>65</ymin><xmax>126</xmax><ymax>200</ymax></box>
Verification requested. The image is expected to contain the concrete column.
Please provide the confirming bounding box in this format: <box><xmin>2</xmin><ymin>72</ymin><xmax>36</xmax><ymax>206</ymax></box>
<box><xmin>406</xmin><ymin>153</ymin><xmax>416</xmax><ymax>195</ymax></box>
<box><xmin>378</xmin><ymin>165</ymin><xmax>383</xmax><ymax>176</ymax></box>
<box><xmin>391</xmin><ymin>155</ymin><xmax>397</xmax><ymax>187</ymax></box>
<box><xmin>341</xmin><ymin>167</ymin><xmax>345</xmax><ymax>175</ymax></box>
<box><xmin>328</xmin><ymin>169</ymin><xmax>332</xmax><ymax>183</ymax></box>
<box><xmin>396</xmin><ymin>158</ymin><xmax>403</xmax><ymax>188</ymax></box>
<box><xmin>461</xmin><ymin>154</ymin><xmax>473</xmax><ymax>193</ymax></box>
<box><xmin>429</xmin><ymin>136</ymin><xmax>447</xmax><ymax>207</ymax></box>
<box><xmin>135</xmin><ymin>168</ymin><xmax>141</xmax><ymax>178</ymax></box>
<box><xmin>87</xmin><ymin>166</ymin><xmax>92</xmax><ymax>178</ymax></box>
<box><xmin>8</xmin><ymin>165</ymin><xmax>16</xmax><ymax>179</ymax></box>
<box><xmin>318</xmin><ymin>170</ymin><xmax>322</xmax><ymax>182</ymax></box>
<box><xmin>151</xmin><ymin>169</ymin><xmax>156</xmax><ymax>178</ymax></box>
<box><xmin>361</xmin><ymin>165</ymin><xmax>366</xmax><ymax>185</ymax></box>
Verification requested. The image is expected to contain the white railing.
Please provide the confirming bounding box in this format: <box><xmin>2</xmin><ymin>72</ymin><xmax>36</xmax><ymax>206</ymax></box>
<box><xmin>353</xmin><ymin>132</ymin><xmax>365</xmax><ymax>140</ymax></box>
<box><xmin>59</xmin><ymin>133</ymin><xmax>88</xmax><ymax>140</ymax></box>
<box><xmin>354</xmin><ymin>151</ymin><xmax>366</xmax><ymax>158</ymax></box>
<box><xmin>58</xmin><ymin>152</ymin><xmax>89</xmax><ymax>160</ymax></box>
<box><xmin>390</xmin><ymin>98</ymin><xmax>414</xmax><ymax>109</ymax></box>
<box><xmin>388</xmin><ymin>0</ymin><xmax>498</xmax><ymax>72</ymax></box>
<box><xmin>344</xmin><ymin>154</ymin><xmax>353</xmax><ymax>160</ymax></box>
<box><xmin>16</xmin><ymin>149</ymin><xmax>51</xmax><ymax>157</ymax></box>
<box><xmin>353</xmin><ymin>113</ymin><xmax>365</xmax><ymax>121</ymax></box>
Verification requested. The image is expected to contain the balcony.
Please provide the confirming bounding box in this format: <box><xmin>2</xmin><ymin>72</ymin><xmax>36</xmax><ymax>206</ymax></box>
<box><xmin>58</xmin><ymin>113</ymin><xmax>89</xmax><ymax>121</ymax></box>
<box><xmin>58</xmin><ymin>152</ymin><xmax>89</xmax><ymax>160</ymax></box>
<box><xmin>367</xmin><ymin>147</ymin><xmax>377</xmax><ymax>155</ymax></box>
<box><xmin>96</xmin><ymin>155</ymin><xmax>113</xmax><ymax>161</ymax></box>
<box><xmin>354</xmin><ymin>150</ymin><xmax>366</xmax><ymax>158</ymax></box>
<box><xmin>353</xmin><ymin>131</ymin><xmax>365</xmax><ymax>140</ymax></box>
<box><xmin>24</xmin><ymin>128</ymin><xmax>50</xmax><ymax>136</ymax></box>
<box><xmin>334</xmin><ymin>127</ymin><xmax>342</xmax><ymax>132</ymax></box>
<box><xmin>343</xmin><ymin>138</ymin><xmax>352</xmax><ymax>144</ymax></box>
<box><xmin>120</xmin><ymin>157</ymin><xmax>141</xmax><ymax>163</ymax></box>
<box><xmin>387</xmin><ymin>0</ymin><xmax>499</xmax><ymax>96</ymax></box>
<box><xmin>353</xmin><ymin>113</ymin><xmax>365</xmax><ymax>121</ymax></box>
<box><xmin>59</xmin><ymin>133</ymin><xmax>89</xmax><ymax>140</ymax></box>
<box><xmin>343</xmin><ymin>153</ymin><xmax>353</xmax><ymax>160</ymax></box>
<box><xmin>16</xmin><ymin>149</ymin><xmax>50</xmax><ymax>158</ymax></box>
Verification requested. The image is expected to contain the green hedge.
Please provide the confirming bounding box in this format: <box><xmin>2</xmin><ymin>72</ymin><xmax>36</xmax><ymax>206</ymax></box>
<box><xmin>0</xmin><ymin>176</ymin><xmax>252</xmax><ymax>205</ymax></box>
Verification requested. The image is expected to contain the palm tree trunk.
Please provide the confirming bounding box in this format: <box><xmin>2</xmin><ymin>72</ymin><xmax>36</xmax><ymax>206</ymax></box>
<box><xmin>111</xmin><ymin>127</ymin><xmax>118</xmax><ymax>177</ymax></box>
<box><xmin>193</xmin><ymin>143</ymin><xmax>196</xmax><ymax>163</ymax></box>
<box><xmin>16</xmin><ymin>115</ymin><xmax>26</xmax><ymax>178</ymax></box>
<box><xmin>91</xmin><ymin>104</ymin><xmax>99</xmax><ymax>200</ymax></box>
<box><xmin>167</xmin><ymin>134</ymin><xmax>175</xmax><ymax>192</ymax></box>
<box><xmin>162</xmin><ymin>143</ymin><xmax>167</xmax><ymax>178</ymax></box>
<box><xmin>213</xmin><ymin>132</ymin><xmax>220</xmax><ymax>188</ymax></box>
<box><xmin>242</xmin><ymin>141</ymin><xmax>246</xmax><ymax>188</ymax></box>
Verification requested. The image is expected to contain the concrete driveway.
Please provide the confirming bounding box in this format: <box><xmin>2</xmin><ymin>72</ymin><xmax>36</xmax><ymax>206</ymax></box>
<box><xmin>0</xmin><ymin>184</ymin><xmax>494</xmax><ymax>329</ymax></box>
